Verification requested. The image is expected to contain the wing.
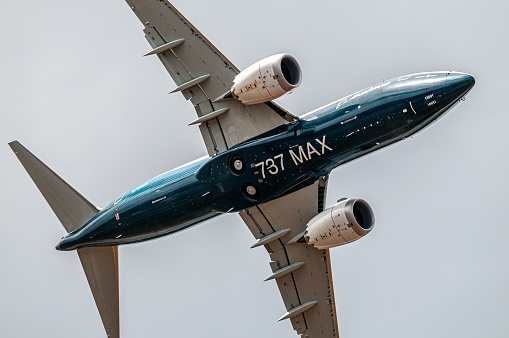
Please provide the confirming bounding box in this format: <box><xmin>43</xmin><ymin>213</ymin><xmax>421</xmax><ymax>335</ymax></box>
<box><xmin>125</xmin><ymin>0</ymin><xmax>299</xmax><ymax>156</ymax></box>
<box><xmin>239</xmin><ymin>176</ymin><xmax>339</xmax><ymax>338</ymax></box>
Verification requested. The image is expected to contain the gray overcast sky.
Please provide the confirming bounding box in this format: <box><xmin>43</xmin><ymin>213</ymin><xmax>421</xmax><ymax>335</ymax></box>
<box><xmin>1</xmin><ymin>0</ymin><xmax>508</xmax><ymax>337</ymax></box>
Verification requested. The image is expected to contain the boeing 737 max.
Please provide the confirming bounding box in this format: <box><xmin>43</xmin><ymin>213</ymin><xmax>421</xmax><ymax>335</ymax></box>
<box><xmin>9</xmin><ymin>0</ymin><xmax>475</xmax><ymax>337</ymax></box>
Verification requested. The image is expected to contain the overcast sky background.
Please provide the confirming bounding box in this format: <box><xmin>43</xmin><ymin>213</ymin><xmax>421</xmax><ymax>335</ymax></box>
<box><xmin>1</xmin><ymin>0</ymin><xmax>508</xmax><ymax>337</ymax></box>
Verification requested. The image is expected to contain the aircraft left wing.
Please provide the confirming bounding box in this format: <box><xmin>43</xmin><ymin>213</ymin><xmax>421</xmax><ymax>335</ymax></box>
<box><xmin>125</xmin><ymin>0</ymin><xmax>299</xmax><ymax>156</ymax></box>
<box><xmin>239</xmin><ymin>176</ymin><xmax>340</xmax><ymax>338</ymax></box>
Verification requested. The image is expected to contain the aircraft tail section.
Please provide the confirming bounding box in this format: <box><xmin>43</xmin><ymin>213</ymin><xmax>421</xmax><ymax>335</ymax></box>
<box><xmin>78</xmin><ymin>246</ymin><xmax>120</xmax><ymax>338</ymax></box>
<box><xmin>9</xmin><ymin>141</ymin><xmax>99</xmax><ymax>232</ymax></box>
<box><xmin>9</xmin><ymin>141</ymin><xmax>120</xmax><ymax>338</ymax></box>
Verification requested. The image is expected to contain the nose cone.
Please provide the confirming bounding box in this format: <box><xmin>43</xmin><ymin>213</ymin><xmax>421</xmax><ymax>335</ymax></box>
<box><xmin>448</xmin><ymin>72</ymin><xmax>475</xmax><ymax>99</ymax></box>
<box><xmin>462</xmin><ymin>73</ymin><xmax>475</xmax><ymax>88</ymax></box>
<box><xmin>402</xmin><ymin>71</ymin><xmax>475</xmax><ymax>120</ymax></box>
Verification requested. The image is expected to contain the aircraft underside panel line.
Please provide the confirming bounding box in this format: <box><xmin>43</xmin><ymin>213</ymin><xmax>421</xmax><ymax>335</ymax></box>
<box><xmin>200</xmin><ymin>118</ymin><xmax>228</xmax><ymax>155</ymax></box>
<box><xmin>215</xmin><ymin>116</ymin><xmax>230</xmax><ymax>151</ymax></box>
<box><xmin>243</xmin><ymin>208</ymin><xmax>267</xmax><ymax>236</ymax></box>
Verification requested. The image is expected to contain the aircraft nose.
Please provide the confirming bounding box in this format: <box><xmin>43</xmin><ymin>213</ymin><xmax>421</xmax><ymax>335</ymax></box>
<box><xmin>465</xmin><ymin>73</ymin><xmax>475</xmax><ymax>86</ymax></box>
<box><xmin>450</xmin><ymin>72</ymin><xmax>475</xmax><ymax>96</ymax></box>
<box><xmin>457</xmin><ymin>72</ymin><xmax>475</xmax><ymax>90</ymax></box>
<box><xmin>439</xmin><ymin>72</ymin><xmax>475</xmax><ymax>105</ymax></box>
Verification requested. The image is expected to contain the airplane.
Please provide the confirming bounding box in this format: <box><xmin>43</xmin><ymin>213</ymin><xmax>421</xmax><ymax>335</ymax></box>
<box><xmin>9</xmin><ymin>0</ymin><xmax>475</xmax><ymax>337</ymax></box>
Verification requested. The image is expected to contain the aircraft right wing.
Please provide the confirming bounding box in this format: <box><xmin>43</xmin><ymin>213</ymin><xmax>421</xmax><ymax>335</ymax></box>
<box><xmin>125</xmin><ymin>0</ymin><xmax>299</xmax><ymax>156</ymax></box>
<box><xmin>239</xmin><ymin>176</ymin><xmax>339</xmax><ymax>338</ymax></box>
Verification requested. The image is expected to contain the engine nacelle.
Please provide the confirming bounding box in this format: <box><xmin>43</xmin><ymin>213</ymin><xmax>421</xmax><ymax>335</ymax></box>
<box><xmin>231</xmin><ymin>54</ymin><xmax>302</xmax><ymax>105</ymax></box>
<box><xmin>304</xmin><ymin>198</ymin><xmax>375</xmax><ymax>249</ymax></box>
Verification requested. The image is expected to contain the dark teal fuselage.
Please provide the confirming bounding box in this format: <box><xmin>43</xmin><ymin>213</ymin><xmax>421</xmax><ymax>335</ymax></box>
<box><xmin>57</xmin><ymin>71</ymin><xmax>474</xmax><ymax>250</ymax></box>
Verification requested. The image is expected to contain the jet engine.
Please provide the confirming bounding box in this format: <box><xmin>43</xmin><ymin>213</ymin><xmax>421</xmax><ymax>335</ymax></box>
<box><xmin>304</xmin><ymin>198</ymin><xmax>375</xmax><ymax>249</ymax></box>
<box><xmin>231</xmin><ymin>54</ymin><xmax>302</xmax><ymax>105</ymax></box>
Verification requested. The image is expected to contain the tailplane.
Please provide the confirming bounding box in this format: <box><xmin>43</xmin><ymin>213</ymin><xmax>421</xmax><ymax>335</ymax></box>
<box><xmin>9</xmin><ymin>141</ymin><xmax>99</xmax><ymax>231</ymax></box>
<box><xmin>78</xmin><ymin>246</ymin><xmax>119</xmax><ymax>338</ymax></box>
<box><xmin>9</xmin><ymin>141</ymin><xmax>119</xmax><ymax>338</ymax></box>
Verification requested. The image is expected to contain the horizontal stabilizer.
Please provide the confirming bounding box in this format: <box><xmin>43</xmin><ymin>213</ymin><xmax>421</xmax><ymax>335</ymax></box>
<box><xmin>78</xmin><ymin>246</ymin><xmax>120</xmax><ymax>338</ymax></box>
<box><xmin>9</xmin><ymin>141</ymin><xmax>99</xmax><ymax>232</ymax></box>
<box><xmin>10</xmin><ymin>141</ymin><xmax>119</xmax><ymax>337</ymax></box>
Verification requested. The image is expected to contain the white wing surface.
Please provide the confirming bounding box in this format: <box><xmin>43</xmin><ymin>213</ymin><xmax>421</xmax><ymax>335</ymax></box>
<box><xmin>240</xmin><ymin>177</ymin><xmax>340</xmax><ymax>338</ymax></box>
<box><xmin>125</xmin><ymin>0</ymin><xmax>298</xmax><ymax>155</ymax></box>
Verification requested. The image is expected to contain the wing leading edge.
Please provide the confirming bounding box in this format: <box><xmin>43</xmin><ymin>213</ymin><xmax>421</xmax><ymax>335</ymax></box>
<box><xmin>240</xmin><ymin>176</ymin><xmax>340</xmax><ymax>338</ymax></box>
<box><xmin>125</xmin><ymin>0</ymin><xmax>298</xmax><ymax>156</ymax></box>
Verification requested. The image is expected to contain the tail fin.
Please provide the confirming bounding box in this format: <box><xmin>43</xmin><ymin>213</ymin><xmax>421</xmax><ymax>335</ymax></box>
<box><xmin>9</xmin><ymin>141</ymin><xmax>120</xmax><ymax>338</ymax></box>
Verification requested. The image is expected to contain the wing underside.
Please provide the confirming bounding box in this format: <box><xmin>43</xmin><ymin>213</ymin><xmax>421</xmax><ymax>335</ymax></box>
<box><xmin>240</xmin><ymin>176</ymin><xmax>339</xmax><ymax>338</ymax></box>
<box><xmin>125</xmin><ymin>0</ymin><xmax>298</xmax><ymax>155</ymax></box>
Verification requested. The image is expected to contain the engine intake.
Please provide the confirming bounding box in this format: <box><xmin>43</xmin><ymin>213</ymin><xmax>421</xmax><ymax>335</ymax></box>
<box><xmin>231</xmin><ymin>54</ymin><xmax>302</xmax><ymax>105</ymax></box>
<box><xmin>304</xmin><ymin>198</ymin><xmax>375</xmax><ymax>249</ymax></box>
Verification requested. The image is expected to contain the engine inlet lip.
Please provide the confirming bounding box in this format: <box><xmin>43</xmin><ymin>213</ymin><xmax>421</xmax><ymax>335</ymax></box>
<box><xmin>273</xmin><ymin>54</ymin><xmax>302</xmax><ymax>92</ymax></box>
<box><xmin>344</xmin><ymin>199</ymin><xmax>375</xmax><ymax>236</ymax></box>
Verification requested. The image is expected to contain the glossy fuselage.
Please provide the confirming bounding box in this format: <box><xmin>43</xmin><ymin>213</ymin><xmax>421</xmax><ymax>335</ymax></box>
<box><xmin>57</xmin><ymin>71</ymin><xmax>474</xmax><ymax>250</ymax></box>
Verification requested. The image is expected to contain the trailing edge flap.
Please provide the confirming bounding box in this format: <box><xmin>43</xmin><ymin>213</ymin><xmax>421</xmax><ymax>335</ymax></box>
<box><xmin>9</xmin><ymin>141</ymin><xmax>99</xmax><ymax>232</ymax></box>
<box><xmin>78</xmin><ymin>246</ymin><xmax>120</xmax><ymax>338</ymax></box>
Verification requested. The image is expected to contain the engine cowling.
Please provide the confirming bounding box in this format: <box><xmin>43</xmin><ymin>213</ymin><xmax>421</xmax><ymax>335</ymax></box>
<box><xmin>231</xmin><ymin>54</ymin><xmax>302</xmax><ymax>105</ymax></box>
<box><xmin>304</xmin><ymin>198</ymin><xmax>375</xmax><ymax>249</ymax></box>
